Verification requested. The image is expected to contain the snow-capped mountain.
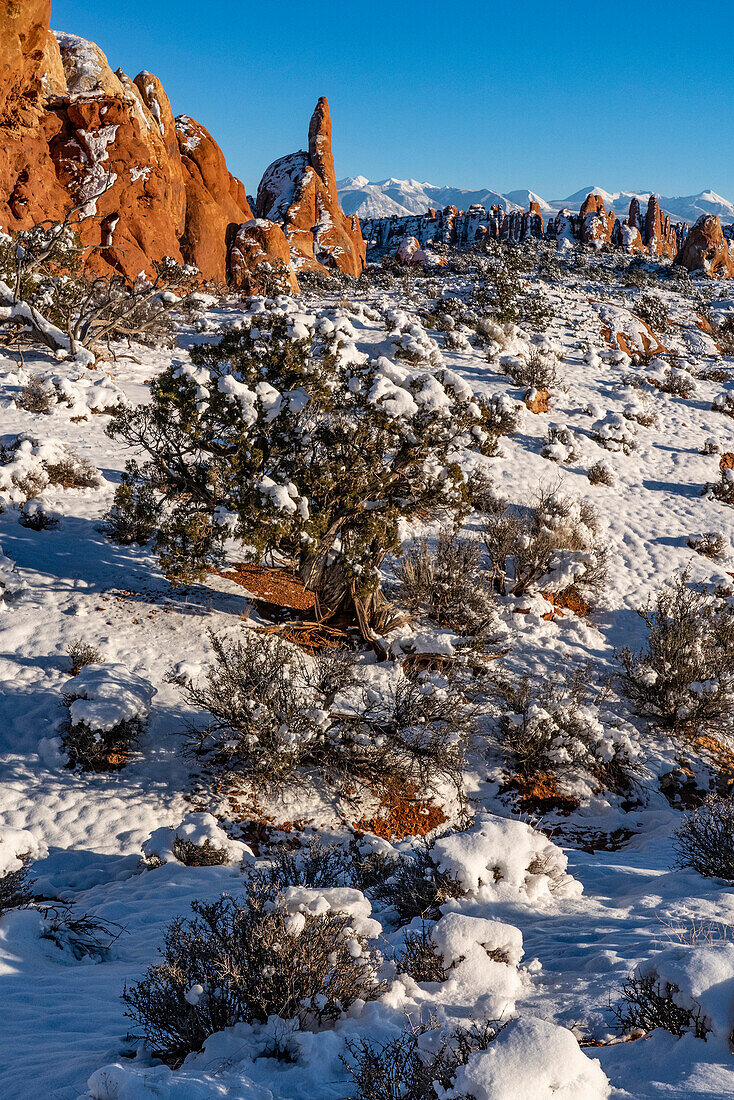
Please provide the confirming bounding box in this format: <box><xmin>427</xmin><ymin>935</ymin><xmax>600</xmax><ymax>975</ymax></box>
<box><xmin>337</xmin><ymin>177</ymin><xmax>734</xmax><ymax>225</ymax></box>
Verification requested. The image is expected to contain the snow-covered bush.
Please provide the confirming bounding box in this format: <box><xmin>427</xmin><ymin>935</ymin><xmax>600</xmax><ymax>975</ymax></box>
<box><xmin>712</xmin><ymin>390</ymin><xmax>734</xmax><ymax>418</ymax></box>
<box><xmin>369</xmin><ymin>841</ymin><xmax>466</xmax><ymax>923</ymax></box>
<box><xmin>178</xmin><ymin>630</ymin><xmax>473</xmax><ymax>795</ymax></box>
<box><xmin>19</xmin><ymin>499</ymin><xmax>60</xmax><ymax>530</ymax></box>
<box><xmin>396</xmin><ymin>529</ymin><xmax>496</xmax><ymax>635</ymax></box>
<box><xmin>344</xmin><ymin>1016</ymin><xmax>508</xmax><ymax>1100</ymax></box>
<box><xmin>502</xmin><ymin>345</ymin><xmax>559</xmax><ymax>390</ymax></box>
<box><xmin>17</xmin><ymin>377</ymin><xmax>54</xmax><ymax>414</ymax></box>
<box><xmin>496</xmin><ymin>666</ymin><xmax>639</xmax><ymax>791</ymax></box>
<box><xmin>101</xmin><ymin>469</ymin><xmax>158</xmax><ymax>544</ymax></box>
<box><xmin>687</xmin><ymin>531</ymin><xmax>725</xmax><ymax>558</ymax></box>
<box><xmin>108</xmin><ymin>305</ymin><xmax>502</xmax><ymax>636</ymax></box>
<box><xmin>612</xmin><ymin>971</ymin><xmax>710</xmax><ymax>1039</ymax></box>
<box><xmin>447</xmin><ymin>1016</ymin><xmax>610</xmax><ymax>1100</ymax></box>
<box><xmin>621</xmin><ymin>388</ymin><xmax>659</xmax><ymax>427</ymax></box>
<box><xmin>430</xmin><ymin>812</ymin><xmax>581</xmax><ymax>904</ymax></box>
<box><xmin>542</xmin><ymin>425</ymin><xmax>581</xmax><ymax>464</ymax></box>
<box><xmin>587</xmin><ymin>459</ymin><xmax>615</xmax><ymax>486</ymax></box>
<box><xmin>673</xmin><ymin>795</ymin><xmax>734</xmax><ymax>880</ymax></box>
<box><xmin>707</xmin><ymin>458</ymin><xmax>734</xmax><ymax>508</ymax></box>
<box><xmin>62</xmin><ymin>662</ymin><xmax>156</xmax><ymax>770</ymax></box>
<box><xmin>482</xmin><ymin>490</ymin><xmax>607</xmax><ymax>604</ymax></box>
<box><xmin>0</xmin><ymin>544</ymin><xmax>25</xmax><ymax>608</ymax></box>
<box><xmin>0</xmin><ymin>827</ymin><xmax>46</xmax><ymax>916</ymax></box>
<box><xmin>635</xmin><ymin>292</ymin><xmax>670</xmax><ymax>333</ymax></box>
<box><xmin>591</xmin><ymin>411</ymin><xmax>637</xmax><ymax>453</ymax></box>
<box><xmin>0</xmin><ymin>435</ymin><xmax>99</xmax><ymax>502</ymax></box>
<box><xmin>143</xmin><ymin>813</ymin><xmax>252</xmax><ymax>868</ymax></box>
<box><xmin>67</xmin><ymin>637</ymin><xmax>102</xmax><ymax>675</ymax></box>
<box><xmin>618</xmin><ymin>570</ymin><xmax>734</xmax><ymax>734</ymax></box>
<box><xmin>397</xmin><ymin>923</ymin><xmax>450</xmax><ymax>982</ymax></box>
<box><xmin>122</xmin><ymin>883</ymin><xmax>385</xmax><ymax>1063</ymax></box>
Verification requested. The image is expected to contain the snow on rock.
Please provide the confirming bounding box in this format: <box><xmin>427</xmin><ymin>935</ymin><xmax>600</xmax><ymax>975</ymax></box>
<box><xmin>63</xmin><ymin>663</ymin><xmax>156</xmax><ymax>733</ymax></box>
<box><xmin>447</xmin><ymin>1016</ymin><xmax>610</xmax><ymax>1100</ymax></box>
<box><xmin>142</xmin><ymin>812</ymin><xmax>253</xmax><ymax>867</ymax></box>
<box><xmin>432</xmin><ymin>814</ymin><xmax>582</xmax><ymax>903</ymax></box>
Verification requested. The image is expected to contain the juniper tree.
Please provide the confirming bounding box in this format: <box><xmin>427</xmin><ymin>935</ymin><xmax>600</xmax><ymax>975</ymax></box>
<box><xmin>108</xmin><ymin>306</ymin><xmax>503</xmax><ymax>639</ymax></box>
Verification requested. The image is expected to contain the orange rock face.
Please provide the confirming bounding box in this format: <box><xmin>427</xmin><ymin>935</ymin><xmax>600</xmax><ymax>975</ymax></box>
<box><xmin>256</xmin><ymin>96</ymin><xmax>366</xmax><ymax>278</ymax></box>
<box><xmin>0</xmin><ymin>6</ymin><xmax>252</xmax><ymax>284</ymax></box>
<box><xmin>229</xmin><ymin>219</ymin><xmax>299</xmax><ymax>294</ymax></box>
<box><xmin>675</xmin><ymin>215</ymin><xmax>734</xmax><ymax>279</ymax></box>
<box><xmin>580</xmin><ymin>193</ymin><xmax>615</xmax><ymax>246</ymax></box>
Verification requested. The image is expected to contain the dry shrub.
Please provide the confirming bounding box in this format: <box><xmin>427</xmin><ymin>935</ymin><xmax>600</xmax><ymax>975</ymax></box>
<box><xmin>673</xmin><ymin>794</ymin><xmax>734</xmax><ymax>880</ymax></box>
<box><xmin>67</xmin><ymin>637</ymin><xmax>102</xmax><ymax>675</ymax></box>
<box><xmin>587</xmin><ymin>460</ymin><xmax>615</xmax><ymax>486</ymax></box>
<box><xmin>395</xmin><ymin>925</ymin><xmax>449</xmax><ymax>983</ymax></box>
<box><xmin>17</xmin><ymin>377</ymin><xmax>54</xmax><ymax>414</ymax></box>
<box><xmin>618</xmin><ymin>570</ymin><xmax>734</xmax><ymax>734</ymax></box>
<box><xmin>123</xmin><ymin>883</ymin><xmax>385</xmax><ymax>1063</ymax></box>
<box><xmin>368</xmin><ymin>842</ymin><xmax>465</xmax><ymax>923</ymax></box>
<box><xmin>396</xmin><ymin>529</ymin><xmax>495</xmax><ymax>635</ymax></box>
<box><xmin>687</xmin><ymin>532</ymin><xmax>725</xmax><ymax>558</ymax></box>
<box><xmin>170</xmin><ymin>838</ymin><xmax>230</xmax><ymax>867</ymax></box>
<box><xmin>612</xmin><ymin>973</ymin><xmax>710</xmax><ymax>1039</ymax></box>
<box><xmin>0</xmin><ymin>857</ymin><xmax>35</xmax><ymax>916</ymax></box>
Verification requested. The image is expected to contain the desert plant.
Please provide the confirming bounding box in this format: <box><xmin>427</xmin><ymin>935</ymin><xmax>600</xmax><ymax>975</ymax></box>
<box><xmin>122</xmin><ymin>883</ymin><xmax>385</xmax><ymax>1063</ymax></box>
<box><xmin>108</xmin><ymin>311</ymin><xmax>501</xmax><ymax>640</ymax></box>
<box><xmin>636</xmin><ymin>293</ymin><xmax>670</xmax><ymax>334</ymax></box>
<box><xmin>482</xmin><ymin>489</ymin><xmax>607</xmax><ymax>602</ymax></box>
<box><xmin>542</xmin><ymin>425</ymin><xmax>581</xmax><ymax>464</ymax></box>
<box><xmin>587</xmin><ymin>460</ymin><xmax>615</xmax><ymax>486</ymax></box>
<box><xmin>612</xmin><ymin>972</ymin><xmax>710</xmax><ymax>1039</ymax></box>
<box><xmin>67</xmin><ymin>638</ymin><xmax>102</xmax><ymax>675</ymax></box>
<box><xmin>170</xmin><ymin>838</ymin><xmax>230</xmax><ymax>867</ymax></box>
<box><xmin>673</xmin><ymin>795</ymin><xmax>734</xmax><ymax>880</ymax></box>
<box><xmin>687</xmin><ymin>532</ymin><xmax>725</xmax><ymax>558</ymax></box>
<box><xmin>618</xmin><ymin>570</ymin><xmax>734</xmax><ymax>734</ymax></box>
<box><xmin>343</xmin><ymin>1015</ymin><xmax>507</xmax><ymax>1100</ymax></box>
<box><xmin>0</xmin><ymin>857</ymin><xmax>35</xmax><ymax>916</ymax></box>
<box><xmin>102</xmin><ymin>468</ymin><xmax>159</xmax><ymax>545</ymax></box>
<box><xmin>17</xmin><ymin>377</ymin><xmax>54</xmax><ymax>414</ymax></box>
<box><xmin>369</xmin><ymin>842</ymin><xmax>465</xmax><ymax>923</ymax></box>
<box><xmin>395</xmin><ymin>924</ymin><xmax>449</xmax><ymax>983</ymax></box>
<box><xmin>713</xmin><ymin>391</ymin><xmax>734</xmax><ymax>418</ymax></box>
<box><xmin>396</xmin><ymin>529</ymin><xmax>496</xmax><ymax>634</ymax></box>
<box><xmin>496</xmin><ymin>665</ymin><xmax>637</xmax><ymax>791</ymax></box>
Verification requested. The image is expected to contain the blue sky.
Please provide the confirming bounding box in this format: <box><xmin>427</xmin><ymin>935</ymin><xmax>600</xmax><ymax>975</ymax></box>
<box><xmin>52</xmin><ymin>0</ymin><xmax>734</xmax><ymax>200</ymax></box>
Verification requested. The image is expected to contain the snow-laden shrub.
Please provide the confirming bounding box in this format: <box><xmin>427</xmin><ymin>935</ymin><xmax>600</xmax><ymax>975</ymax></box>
<box><xmin>635</xmin><ymin>292</ymin><xmax>670</xmax><ymax>333</ymax></box>
<box><xmin>62</xmin><ymin>662</ymin><xmax>156</xmax><ymax>769</ymax></box>
<box><xmin>482</xmin><ymin>490</ymin><xmax>607</xmax><ymax>604</ymax></box>
<box><xmin>67</xmin><ymin>637</ymin><xmax>102</xmax><ymax>675</ymax></box>
<box><xmin>19</xmin><ymin>499</ymin><xmax>60</xmax><ymax>530</ymax></box>
<box><xmin>712</xmin><ymin>391</ymin><xmax>734</xmax><ymax>418</ymax></box>
<box><xmin>496</xmin><ymin>666</ymin><xmax>639</xmax><ymax>791</ymax></box>
<box><xmin>344</xmin><ymin>1016</ymin><xmax>508</xmax><ymax>1100</ymax></box>
<box><xmin>369</xmin><ymin>841</ymin><xmax>466</xmax><ymax>923</ymax></box>
<box><xmin>0</xmin><ymin>827</ymin><xmax>47</xmax><ymax>915</ymax></box>
<box><xmin>542</xmin><ymin>425</ymin><xmax>581</xmax><ymax>464</ymax></box>
<box><xmin>122</xmin><ymin>882</ymin><xmax>385</xmax><ymax>1063</ymax></box>
<box><xmin>428</xmin><ymin>912</ymin><xmax>524</xmax><ymax>1015</ymax></box>
<box><xmin>0</xmin><ymin>435</ymin><xmax>99</xmax><ymax>501</ymax></box>
<box><xmin>108</xmin><ymin>303</ymin><xmax>502</xmax><ymax>635</ymax></box>
<box><xmin>396</xmin><ymin>529</ymin><xmax>496</xmax><ymax>635</ymax></box>
<box><xmin>618</xmin><ymin>570</ymin><xmax>734</xmax><ymax>734</ymax></box>
<box><xmin>485</xmin><ymin>392</ymin><xmax>523</xmax><ymax>436</ymax></box>
<box><xmin>620</xmin><ymin>388</ymin><xmax>659</xmax><ymax>427</ymax></box>
<box><xmin>143</xmin><ymin>813</ymin><xmax>253</xmax><ymax>869</ymax></box>
<box><xmin>501</xmin><ymin>345</ymin><xmax>559</xmax><ymax>390</ymax></box>
<box><xmin>687</xmin><ymin>531</ymin><xmax>725</xmax><ymax>558</ymax></box>
<box><xmin>673</xmin><ymin>795</ymin><xmax>734</xmax><ymax>880</ymax></box>
<box><xmin>700</xmin><ymin>437</ymin><xmax>720</xmax><ymax>455</ymax></box>
<box><xmin>479</xmin><ymin>319</ymin><xmax>528</xmax><ymax>359</ymax></box>
<box><xmin>396</xmin><ymin>923</ymin><xmax>449</xmax><ymax>982</ymax></box>
<box><xmin>707</xmin><ymin>460</ymin><xmax>734</xmax><ymax>508</ymax></box>
<box><xmin>390</xmin><ymin>320</ymin><xmax>443</xmax><ymax>366</ymax></box>
<box><xmin>591</xmin><ymin>411</ymin><xmax>637</xmax><ymax>453</ymax></box>
<box><xmin>613</xmin><ymin>971</ymin><xmax>710</xmax><ymax>1040</ymax></box>
<box><xmin>430</xmin><ymin>812</ymin><xmax>582</xmax><ymax>904</ymax></box>
<box><xmin>177</xmin><ymin>630</ymin><xmax>473</xmax><ymax>795</ymax></box>
<box><xmin>655</xmin><ymin>367</ymin><xmax>696</xmax><ymax>399</ymax></box>
<box><xmin>17</xmin><ymin>377</ymin><xmax>54</xmax><ymax>414</ymax></box>
<box><xmin>466</xmin><ymin>469</ymin><xmax>507</xmax><ymax>515</ymax></box>
<box><xmin>261</xmin><ymin>836</ymin><xmax>354</xmax><ymax>891</ymax></box>
<box><xmin>587</xmin><ymin>459</ymin><xmax>615</xmax><ymax>486</ymax></box>
<box><xmin>447</xmin><ymin>1016</ymin><xmax>610</xmax><ymax>1100</ymax></box>
<box><xmin>101</xmin><ymin>469</ymin><xmax>158</xmax><ymax>545</ymax></box>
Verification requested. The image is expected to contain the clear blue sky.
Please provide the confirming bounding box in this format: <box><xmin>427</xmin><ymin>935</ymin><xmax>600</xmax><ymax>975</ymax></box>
<box><xmin>51</xmin><ymin>0</ymin><xmax>734</xmax><ymax>200</ymax></box>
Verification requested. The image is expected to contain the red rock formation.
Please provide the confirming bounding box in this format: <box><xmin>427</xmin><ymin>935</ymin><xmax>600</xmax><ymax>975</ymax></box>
<box><xmin>229</xmin><ymin>219</ymin><xmax>299</xmax><ymax>293</ymax></box>
<box><xmin>256</xmin><ymin>96</ymin><xmax>365</xmax><ymax>278</ymax></box>
<box><xmin>675</xmin><ymin>215</ymin><xmax>734</xmax><ymax>278</ymax></box>
<box><xmin>580</xmin><ymin>193</ymin><xmax>614</xmax><ymax>246</ymax></box>
<box><xmin>0</xmin><ymin>4</ymin><xmax>254</xmax><ymax>284</ymax></box>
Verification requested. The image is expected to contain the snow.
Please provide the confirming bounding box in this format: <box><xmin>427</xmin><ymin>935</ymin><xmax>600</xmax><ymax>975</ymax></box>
<box><xmin>1</xmin><ymin>253</ymin><xmax>734</xmax><ymax>1099</ymax></box>
<box><xmin>64</xmin><ymin>663</ymin><xmax>156</xmax><ymax>733</ymax></box>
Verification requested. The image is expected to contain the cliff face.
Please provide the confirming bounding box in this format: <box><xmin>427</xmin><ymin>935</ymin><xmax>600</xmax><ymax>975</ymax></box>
<box><xmin>255</xmin><ymin>96</ymin><xmax>366</xmax><ymax>278</ymax></box>
<box><xmin>0</xmin><ymin>4</ymin><xmax>362</xmax><ymax>290</ymax></box>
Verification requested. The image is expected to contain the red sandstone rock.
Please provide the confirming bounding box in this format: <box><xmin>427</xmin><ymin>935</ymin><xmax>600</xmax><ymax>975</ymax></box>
<box><xmin>229</xmin><ymin>218</ymin><xmax>299</xmax><ymax>294</ymax></box>
<box><xmin>580</xmin><ymin>193</ymin><xmax>614</xmax><ymax>246</ymax></box>
<box><xmin>675</xmin><ymin>215</ymin><xmax>734</xmax><ymax>279</ymax></box>
<box><xmin>256</xmin><ymin>96</ymin><xmax>365</xmax><ymax>279</ymax></box>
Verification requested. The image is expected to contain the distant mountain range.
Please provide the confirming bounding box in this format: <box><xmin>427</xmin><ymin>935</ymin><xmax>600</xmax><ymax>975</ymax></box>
<box><xmin>337</xmin><ymin>177</ymin><xmax>734</xmax><ymax>227</ymax></box>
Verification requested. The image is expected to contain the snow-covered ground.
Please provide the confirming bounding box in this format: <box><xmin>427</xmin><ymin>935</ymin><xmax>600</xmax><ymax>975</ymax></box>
<box><xmin>1</xmin><ymin>248</ymin><xmax>734</xmax><ymax>1099</ymax></box>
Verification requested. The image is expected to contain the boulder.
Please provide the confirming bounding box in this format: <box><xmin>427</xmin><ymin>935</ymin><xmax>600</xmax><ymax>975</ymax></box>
<box><xmin>256</xmin><ymin>96</ymin><xmax>366</xmax><ymax>278</ymax></box>
<box><xmin>580</xmin><ymin>192</ymin><xmax>614</xmax><ymax>246</ymax></box>
<box><xmin>675</xmin><ymin>215</ymin><xmax>734</xmax><ymax>279</ymax></box>
<box><xmin>229</xmin><ymin>219</ymin><xmax>299</xmax><ymax>294</ymax></box>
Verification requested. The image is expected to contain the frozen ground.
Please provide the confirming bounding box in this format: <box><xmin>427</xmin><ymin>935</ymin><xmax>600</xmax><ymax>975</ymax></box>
<box><xmin>1</xmin><ymin>249</ymin><xmax>734</xmax><ymax>1098</ymax></box>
